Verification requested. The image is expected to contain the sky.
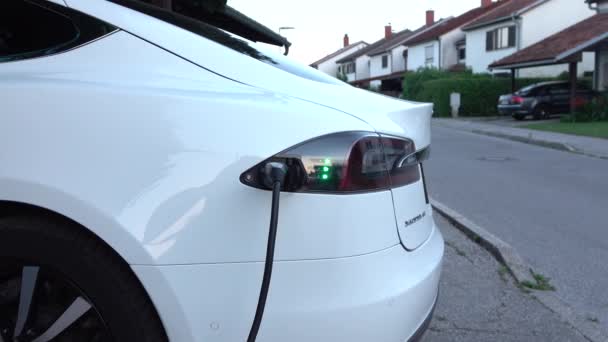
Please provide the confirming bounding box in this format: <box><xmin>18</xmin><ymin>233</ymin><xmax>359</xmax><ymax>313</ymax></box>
<box><xmin>228</xmin><ymin>0</ymin><xmax>484</xmax><ymax>65</ymax></box>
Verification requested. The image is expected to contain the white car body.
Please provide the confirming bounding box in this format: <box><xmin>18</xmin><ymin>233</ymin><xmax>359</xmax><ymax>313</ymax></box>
<box><xmin>0</xmin><ymin>1</ymin><xmax>444</xmax><ymax>341</ymax></box>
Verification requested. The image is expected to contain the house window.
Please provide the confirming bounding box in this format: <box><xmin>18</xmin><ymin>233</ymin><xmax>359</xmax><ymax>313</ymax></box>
<box><xmin>382</xmin><ymin>55</ymin><xmax>388</xmax><ymax>69</ymax></box>
<box><xmin>457</xmin><ymin>46</ymin><xmax>466</xmax><ymax>62</ymax></box>
<box><xmin>486</xmin><ymin>26</ymin><xmax>516</xmax><ymax>51</ymax></box>
<box><xmin>344</xmin><ymin>62</ymin><xmax>355</xmax><ymax>74</ymax></box>
<box><xmin>338</xmin><ymin>66</ymin><xmax>342</xmax><ymax>74</ymax></box>
<box><xmin>425</xmin><ymin>45</ymin><xmax>434</xmax><ymax>65</ymax></box>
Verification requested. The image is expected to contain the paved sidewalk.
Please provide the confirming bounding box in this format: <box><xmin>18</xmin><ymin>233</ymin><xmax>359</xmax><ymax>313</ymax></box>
<box><xmin>433</xmin><ymin>118</ymin><xmax>608</xmax><ymax>159</ymax></box>
<box><xmin>425</xmin><ymin>213</ymin><xmax>587</xmax><ymax>342</ymax></box>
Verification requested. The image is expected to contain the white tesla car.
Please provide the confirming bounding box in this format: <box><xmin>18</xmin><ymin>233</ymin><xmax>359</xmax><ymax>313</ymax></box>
<box><xmin>0</xmin><ymin>0</ymin><xmax>443</xmax><ymax>341</ymax></box>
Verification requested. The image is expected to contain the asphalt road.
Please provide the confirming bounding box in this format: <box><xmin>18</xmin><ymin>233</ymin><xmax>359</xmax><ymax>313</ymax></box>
<box><xmin>425</xmin><ymin>124</ymin><xmax>608</xmax><ymax>326</ymax></box>
<box><xmin>425</xmin><ymin>212</ymin><xmax>586</xmax><ymax>342</ymax></box>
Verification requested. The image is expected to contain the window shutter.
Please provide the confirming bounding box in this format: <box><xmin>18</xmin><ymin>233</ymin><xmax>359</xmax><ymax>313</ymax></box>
<box><xmin>508</xmin><ymin>26</ymin><xmax>516</xmax><ymax>47</ymax></box>
<box><xmin>486</xmin><ymin>31</ymin><xmax>493</xmax><ymax>51</ymax></box>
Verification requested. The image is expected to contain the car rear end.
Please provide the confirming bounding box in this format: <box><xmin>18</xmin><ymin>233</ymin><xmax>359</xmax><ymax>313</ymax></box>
<box><xmin>237</xmin><ymin>107</ymin><xmax>443</xmax><ymax>341</ymax></box>
<box><xmin>498</xmin><ymin>93</ymin><xmax>534</xmax><ymax>117</ymax></box>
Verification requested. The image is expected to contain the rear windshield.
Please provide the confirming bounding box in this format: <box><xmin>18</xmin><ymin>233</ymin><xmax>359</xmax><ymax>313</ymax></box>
<box><xmin>109</xmin><ymin>0</ymin><xmax>343</xmax><ymax>85</ymax></box>
<box><xmin>516</xmin><ymin>84</ymin><xmax>536</xmax><ymax>95</ymax></box>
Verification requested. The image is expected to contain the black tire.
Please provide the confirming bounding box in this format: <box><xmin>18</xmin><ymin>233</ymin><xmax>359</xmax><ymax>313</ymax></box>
<box><xmin>533</xmin><ymin>105</ymin><xmax>550</xmax><ymax>120</ymax></box>
<box><xmin>0</xmin><ymin>216</ymin><xmax>168</xmax><ymax>342</ymax></box>
<box><xmin>513</xmin><ymin>114</ymin><xmax>525</xmax><ymax>121</ymax></box>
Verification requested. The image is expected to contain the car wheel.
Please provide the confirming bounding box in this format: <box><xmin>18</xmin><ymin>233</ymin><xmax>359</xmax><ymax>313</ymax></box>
<box><xmin>533</xmin><ymin>105</ymin><xmax>550</xmax><ymax>120</ymax></box>
<box><xmin>0</xmin><ymin>216</ymin><xmax>168</xmax><ymax>342</ymax></box>
<box><xmin>513</xmin><ymin>114</ymin><xmax>525</xmax><ymax>121</ymax></box>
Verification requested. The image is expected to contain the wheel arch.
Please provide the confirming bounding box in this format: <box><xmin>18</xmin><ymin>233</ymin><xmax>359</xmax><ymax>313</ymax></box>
<box><xmin>0</xmin><ymin>199</ymin><xmax>180</xmax><ymax>340</ymax></box>
<box><xmin>0</xmin><ymin>178</ymin><xmax>197</xmax><ymax>340</ymax></box>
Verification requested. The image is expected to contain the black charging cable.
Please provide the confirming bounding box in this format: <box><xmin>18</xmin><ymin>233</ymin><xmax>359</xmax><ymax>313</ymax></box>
<box><xmin>247</xmin><ymin>162</ymin><xmax>288</xmax><ymax>342</ymax></box>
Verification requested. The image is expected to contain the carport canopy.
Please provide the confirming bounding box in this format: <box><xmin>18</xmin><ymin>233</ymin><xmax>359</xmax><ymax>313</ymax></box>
<box><xmin>489</xmin><ymin>13</ymin><xmax>608</xmax><ymax>113</ymax></box>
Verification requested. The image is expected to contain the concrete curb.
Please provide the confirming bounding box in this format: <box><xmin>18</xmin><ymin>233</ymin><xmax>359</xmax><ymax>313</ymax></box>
<box><xmin>431</xmin><ymin>199</ymin><xmax>608</xmax><ymax>342</ymax></box>
<box><xmin>471</xmin><ymin>129</ymin><xmax>580</xmax><ymax>154</ymax></box>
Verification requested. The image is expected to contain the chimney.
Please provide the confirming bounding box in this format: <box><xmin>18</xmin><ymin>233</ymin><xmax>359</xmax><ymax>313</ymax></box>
<box><xmin>426</xmin><ymin>10</ymin><xmax>435</xmax><ymax>26</ymax></box>
<box><xmin>481</xmin><ymin>0</ymin><xmax>492</xmax><ymax>7</ymax></box>
<box><xmin>385</xmin><ymin>24</ymin><xmax>392</xmax><ymax>39</ymax></box>
<box><xmin>343</xmin><ymin>34</ymin><xmax>350</xmax><ymax>47</ymax></box>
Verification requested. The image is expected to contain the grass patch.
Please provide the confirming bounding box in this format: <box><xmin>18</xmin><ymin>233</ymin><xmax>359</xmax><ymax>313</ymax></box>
<box><xmin>521</xmin><ymin>270</ymin><xmax>556</xmax><ymax>291</ymax></box>
<box><xmin>498</xmin><ymin>265</ymin><xmax>509</xmax><ymax>283</ymax></box>
<box><xmin>523</xmin><ymin>121</ymin><xmax>608</xmax><ymax>139</ymax></box>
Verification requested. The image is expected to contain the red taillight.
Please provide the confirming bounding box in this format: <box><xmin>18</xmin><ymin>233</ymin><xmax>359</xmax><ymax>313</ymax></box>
<box><xmin>240</xmin><ymin>132</ymin><xmax>427</xmax><ymax>193</ymax></box>
<box><xmin>512</xmin><ymin>96</ymin><xmax>524</xmax><ymax>104</ymax></box>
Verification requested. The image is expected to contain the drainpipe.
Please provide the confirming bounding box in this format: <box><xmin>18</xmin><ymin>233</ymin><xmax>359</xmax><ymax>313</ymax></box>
<box><xmin>512</xmin><ymin>13</ymin><xmax>522</xmax><ymax>78</ymax></box>
<box><xmin>438</xmin><ymin>38</ymin><xmax>442</xmax><ymax>69</ymax></box>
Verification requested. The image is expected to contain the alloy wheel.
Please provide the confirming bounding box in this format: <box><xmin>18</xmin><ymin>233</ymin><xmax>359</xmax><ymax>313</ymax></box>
<box><xmin>0</xmin><ymin>261</ymin><xmax>111</xmax><ymax>342</ymax></box>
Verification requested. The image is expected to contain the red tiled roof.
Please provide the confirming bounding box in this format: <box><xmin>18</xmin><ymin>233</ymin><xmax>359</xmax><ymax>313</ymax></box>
<box><xmin>366</xmin><ymin>29</ymin><xmax>414</xmax><ymax>56</ymax></box>
<box><xmin>310</xmin><ymin>41</ymin><xmax>367</xmax><ymax>67</ymax></box>
<box><xmin>336</xmin><ymin>28</ymin><xmax>412</xmax><ymax>64</ymax></box>
<box><xmin>490</xmin><ymin>13</ymin><xmax>608</xmax><ymax>69</ymax></box>
<box><xmin>462</xmin><ymin>0</ymin><xmax>543</xmax><ymax>30</ymax></box>
<box><xmin>405</xmin><ymin>1</ymin><xmax>509</xmax><ymax>46</ymax></box>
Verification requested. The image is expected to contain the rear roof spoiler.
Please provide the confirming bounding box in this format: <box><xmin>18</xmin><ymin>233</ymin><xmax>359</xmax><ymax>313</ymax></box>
<box><xmin>207</xmin><ymin>6</ymin><xmax>291</xmax><ymax>50</ymax></box>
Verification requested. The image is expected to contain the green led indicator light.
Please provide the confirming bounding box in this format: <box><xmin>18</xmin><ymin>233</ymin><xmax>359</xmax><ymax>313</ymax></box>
<box><xmin>321</xmin><ymin>174</ymin><xmax>329</xmax><ymax>180</ymax></box>
<box><xmin>322</xmin><ymin>166</ymin><xmax>330</xmax><ymax>172</ymax></box>
<box><xmin>324</xmin><ymin>158</ymin><xmax>331</xmax><ymax>165</ymax></box>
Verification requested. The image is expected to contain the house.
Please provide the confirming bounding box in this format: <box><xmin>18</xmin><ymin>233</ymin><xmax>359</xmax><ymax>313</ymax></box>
<box><xmin>490</xmin><ymin>0</ymin><xmax>608</xmax><ymax>95</ymax></box>
<box><xmin>309</xmin><ymin>35</ymin><xmax>367</xmax><ymax>78</ymax></box>
<box><xmin>334</xmin><ymin>26</ymin><xmax>402</xmax><ymax>85</ymax></box>
<box><xmin>365</xmin><ymin>27</ymin><xmax>413</xmax><ymax>89</ymax></box>
<box><xmin>463</xmin><ymin>0</ymin><xmax>596</xmax><ymax>76</ymax></box>
<box><xmin>335</xmin><ymin>11</ymin><xmax>448</xmax><ymax>91</ymax></box>
<box><xmin>406</xmin><ymin>0</ymin><xmax>507</xmax><ymax>72</ymax></box>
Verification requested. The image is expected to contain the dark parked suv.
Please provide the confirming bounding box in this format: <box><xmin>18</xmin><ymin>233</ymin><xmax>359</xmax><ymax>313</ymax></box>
<box><xmin>498</xmin><ymin>81</ymin><xmax>595</xmax><ymax>120</ymax></box>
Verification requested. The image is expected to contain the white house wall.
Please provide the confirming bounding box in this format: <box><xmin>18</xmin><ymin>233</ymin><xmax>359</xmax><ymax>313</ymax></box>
<box><xmin>518</xmin><ymin>52</ymin><xmax>595</xmax><ymax>77</ymax></box>
<box><xmin>466</xmin><ymin>21</ymin><xmax>518</xmax><ymax>73</ymax></box>
<box><xmin>520</xmin><ymin>0</ymin><xmax>594</xmax><ymax>48</ymax></box>
<box><xmin>370</xmin><ymin>53</ymin><xmax>392</xmax><ymax>78</ymax></box>
<box><xmin>408</xmin><ymin>41</ymin><xmax>439</xmax><ymax>70</ymax></box>
<box><xmin>466</xmin><ymin>0</ymin><xmax>595</xmax><ymax>75</ymax></box>
<box><xmin>355</xmin><ymin>55</ymin><xmax>371</xmax><ymax>80</ymax></box>
<box><xmin>316</xmin><ymin>43</ymin><xmax>367</xmax><ymax>77</ymax></box>
<box><xmin>439</xmin><ymin>28</ymin><xmax>465</xmax><ymax>69</ymax></box>
<box><xmin>518</xmin><ymin>0</ymin><xmax>595</xmax><ymax>77</ymax></box>
<box><xmin>391</xmin><ymin>46</ymin><xmax>408</xmax><ymax>73</ymax></box>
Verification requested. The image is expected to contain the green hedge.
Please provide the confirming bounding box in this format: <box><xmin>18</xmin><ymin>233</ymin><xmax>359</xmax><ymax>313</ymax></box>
<box><xmin>402</xmin><ymin>67</ymin><xmax>593</xmax><ymax>117</ymax></box>
<box><xmin>415</xmin><ymin>78</ymin><xmax>549</xmax><ymax>117</ymax></box>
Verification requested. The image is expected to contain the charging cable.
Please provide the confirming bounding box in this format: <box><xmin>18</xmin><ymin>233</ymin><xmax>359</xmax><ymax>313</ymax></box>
<box><xmin>247</xmin><ymin>162</ymin><xmax>288</xmax><ymax>342</ymax></box>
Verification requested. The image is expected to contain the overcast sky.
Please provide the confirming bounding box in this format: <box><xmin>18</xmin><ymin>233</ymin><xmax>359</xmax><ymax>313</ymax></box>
<box><xmin>229</xmin><ymin>0</ymin><xmax>484</xmax><ymax>64</ymax></box>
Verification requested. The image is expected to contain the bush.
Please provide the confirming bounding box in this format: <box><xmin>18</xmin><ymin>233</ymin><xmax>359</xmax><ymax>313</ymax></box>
<box><xmin>402</xmin><ymin>67</ymin><xmax>478</xmax><ymax>99</ymax></box>
<box><xmin>562</xmin><ymin>93</ymin><xmax>608</xmax><ymax>122</ymax></box>
<box><xmin>336</xmin><ymin>72</ymin><xmax>347</xmax><ymax>82</ymax></box>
